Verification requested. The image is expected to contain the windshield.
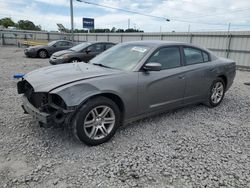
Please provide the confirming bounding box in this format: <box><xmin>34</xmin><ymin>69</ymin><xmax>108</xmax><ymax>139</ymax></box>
<box><xmin>70</xmin><ymin>42</ymin><xmax>91</xmax><ymax>52</ymax></box>
<box><xmin>90</xmin><ymin>43</ymin><xmax>150</xmax><ymax>71</ymax></box>
<box><xmin>48</xmin><ymin>41</ymin><xmax>57</xmax><ymax>46</ymax></box>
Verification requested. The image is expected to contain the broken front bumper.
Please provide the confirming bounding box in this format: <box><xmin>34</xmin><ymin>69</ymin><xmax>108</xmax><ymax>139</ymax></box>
<box><xmin>22</xmin><ymin>96</ymin><xmax>51</xmax><ymax>124</ymax></box>
<box><xmin>21</xmin><ymin>95</ymin><xmax>74</xmax><ymax>126</ymax></box>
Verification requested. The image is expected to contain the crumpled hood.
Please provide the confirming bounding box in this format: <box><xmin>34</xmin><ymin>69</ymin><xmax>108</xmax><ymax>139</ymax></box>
<box><xmin>52</xmin><ymin>50</ymin><xmax>72</xmax><ymax>57</ymax></box>
<box><xmin>24</xmin><ymin>63</ymin><xmax>120</xmax><ymax>92</ymax></box>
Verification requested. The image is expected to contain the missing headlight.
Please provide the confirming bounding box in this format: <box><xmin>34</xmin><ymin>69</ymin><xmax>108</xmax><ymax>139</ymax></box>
<box><xmin>49</xmin><ymin>94</ymin><xmax>66</xmax><ymax>109</ymax></box>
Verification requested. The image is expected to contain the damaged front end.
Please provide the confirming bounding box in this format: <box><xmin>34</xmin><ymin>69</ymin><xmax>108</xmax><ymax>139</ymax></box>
<box><xmin>17</xmin><ymin>80</ymin><xmax>74</xmax><ymax>127</ymax></box>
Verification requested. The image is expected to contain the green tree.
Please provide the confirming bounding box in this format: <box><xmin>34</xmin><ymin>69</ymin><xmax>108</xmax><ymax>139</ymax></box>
<box><xmin>16</xmin><ymin>20</ymin><xmax>41</xmax><ymax>31</ymax></box>
<box><xmin>74</xmin><ymin>29</ymin><xmax>88</xmax><ymax>33</ymax></box>
<box><xmin>111</xmin><ymin>27</ymin><xmax>116</xmax><ymax>32</ymax></box>
<box><xmin>0</xmin><ymin>17</ymin><xmax>15</xmax><ymax>28</ymax></box>
<box><xmin>89</xmin><ymin>28</ymin><xmax>110</xmax><ymax>33</ymax></box>
<box><xmin>116</xmin><ymin>29</ymin><xmax>124</xmax><ymax>33</ymax></box>
<box><xmin>125</xmin><ymin>28</ymin><xmax>143</xmax><ymax>33</ymax></box>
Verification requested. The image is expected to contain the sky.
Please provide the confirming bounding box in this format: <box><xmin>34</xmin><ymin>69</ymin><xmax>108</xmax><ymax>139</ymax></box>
<box><xmin>0</xmin><ymin>0</ymin><xmax>250</xmax><ymax>32</ymax></box>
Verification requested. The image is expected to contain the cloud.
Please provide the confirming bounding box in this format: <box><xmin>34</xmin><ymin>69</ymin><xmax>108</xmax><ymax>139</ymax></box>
<box><xmin>34</xmin><ymin>0</ymin><xmax>68</xmax><ymax>6</ymax></box>
<box><xmin>0</xmin><ymin>0</ymin><xmax>250</xmax><ymax>32</ymax></box>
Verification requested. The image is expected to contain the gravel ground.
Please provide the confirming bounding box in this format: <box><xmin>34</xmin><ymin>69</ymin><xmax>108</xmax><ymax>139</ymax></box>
<box><xmin>0</xmin><ymin>46</ymin><xmax>250</xmax><ymax>188</ymax></box>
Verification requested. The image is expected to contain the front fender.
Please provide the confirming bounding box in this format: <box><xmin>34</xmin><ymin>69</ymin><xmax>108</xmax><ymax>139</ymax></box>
<box><xmin>50</xmin><ymin>83</ymin><xmax>101</xmax><ymax>107</ymax></box>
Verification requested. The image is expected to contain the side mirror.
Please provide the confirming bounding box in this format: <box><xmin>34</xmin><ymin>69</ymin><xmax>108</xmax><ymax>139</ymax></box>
<box><xmin>143</xmin><ymin>62</ymin><xmax>161</xmax><ymax>71</ymax></box>
<box><xmin>52</xmin><ymin>44</ymin><xmax>57</xmax><ymax>47</ymax></box>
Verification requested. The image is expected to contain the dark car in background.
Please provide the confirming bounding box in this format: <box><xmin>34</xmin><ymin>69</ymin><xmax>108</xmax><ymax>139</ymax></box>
<box><xmin>24</xmin><ymin>40</ymin><xmax>73</xmax><ymax>58</ymax></box>
<box><xmin>49</xmin><ymin>41</ymin><xmax>115</xmax><ymax>65</ymax></box>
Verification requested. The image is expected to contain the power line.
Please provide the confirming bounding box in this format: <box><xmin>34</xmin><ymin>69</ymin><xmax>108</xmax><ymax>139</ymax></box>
<box><xmin>76</xmin><ymin>0</ymin><xmax>170</xmax><ymax>21</ymax></box>
<box><xmin>76</xmin><ymin>0</ymin><xmax>250</xmax><ymax>27</ymax></box>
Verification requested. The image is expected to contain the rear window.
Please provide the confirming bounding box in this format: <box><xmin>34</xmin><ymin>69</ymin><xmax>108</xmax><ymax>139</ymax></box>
<box><xmin>184</xmin><ymin>47</ymin><xmax>210</xmax><ymax>65</ymax></box>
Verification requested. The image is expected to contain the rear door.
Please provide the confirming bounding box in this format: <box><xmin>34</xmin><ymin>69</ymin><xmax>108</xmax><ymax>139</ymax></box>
<box><xmin>138</xmin><ymin>46</ymin><xmax>186</xmax><ymax>113</ymax></box>
<box><xmin>182</xmin><ymin>46</ymin><xmax>215</xmax><ymax>104</ymax></box>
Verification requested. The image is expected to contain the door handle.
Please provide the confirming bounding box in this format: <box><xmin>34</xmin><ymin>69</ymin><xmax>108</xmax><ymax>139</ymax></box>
<box><xmin>209</xmin><ymin>68</ymin><xmax>216</xmax><ymax>72</ymax></box>
<box><xmin>178</xmin><ymin>75</ymin><xmax>185</xmax><ymax>79</ymax></box>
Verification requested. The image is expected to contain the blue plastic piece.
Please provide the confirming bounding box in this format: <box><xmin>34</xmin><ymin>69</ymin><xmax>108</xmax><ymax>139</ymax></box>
<box><xmin>13</xmin><ymin>74</ymin><xmax>25</xmax><ymax>79</ymax></box>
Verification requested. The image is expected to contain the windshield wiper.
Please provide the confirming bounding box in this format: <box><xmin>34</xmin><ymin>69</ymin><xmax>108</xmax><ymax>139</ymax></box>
<box><xmin>93</xmin><ymin>63</ymin><xmax>111</xmax><ymax>68</ymax></box>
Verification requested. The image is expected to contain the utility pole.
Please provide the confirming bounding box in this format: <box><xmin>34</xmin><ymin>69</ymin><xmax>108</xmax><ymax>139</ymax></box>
<box><xmin>128</xmin><ymin>18</ymin><xmax>130</xmax><ymax>29</ymax></box>
<box><xmin>188</xmin><ymin>24</ymin><xmax>190</xmax><ymax>33</ymax></box>
<box><xmin>227</xmin><ymin>22</ymin><xmax>231</xmax><ymax>34</ymax></box>
<box><xmin>226</xmin><ymin>22</ymin><xmax>231</xmax><ymax>58</ymax></box>
<box><xmin>70</xmin><ymin>0</ymin><xmax>74</xmax><ymax>42</ymax></box>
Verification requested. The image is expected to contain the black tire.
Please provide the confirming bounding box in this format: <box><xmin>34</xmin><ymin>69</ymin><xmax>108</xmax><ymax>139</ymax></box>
<box><xmin>206</xmin><ymin>78</ymin><xmax>225</xmax><ymax>108</ymax></box>
<box><xmin>72</xmin><ymin>96</ymin><xmax>121</xmax><ymax>146</ymax></box>
<box><xmin>38</xmin><ymin>50</ymin><xmax>48</xmax><ymax>58</ymax></box>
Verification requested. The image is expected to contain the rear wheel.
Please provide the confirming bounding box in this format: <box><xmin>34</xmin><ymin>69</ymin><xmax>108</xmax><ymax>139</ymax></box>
<box><xmin>72</xmin><ymin>96</ymin><xmax>120</xmax><ymax>146</ymax></box>
<box><xmin>206</xmin><ymin>78</ymin><xmax>225</xmax><ymax>107</ymax></box>
<box><xmin>38</xmin><ymin>50</ymin><xmax>48</xmax><ymax>58</ymax></box>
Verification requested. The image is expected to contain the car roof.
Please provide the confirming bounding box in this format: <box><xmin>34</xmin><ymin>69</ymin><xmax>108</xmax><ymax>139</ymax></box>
<box><xmin>87</xmin><ymin>41</ymin><xmax>115</xmax><ymax>44</ymax></box>
<box><xmin>122</xmin><ymin>40</ymin><xmax>206</xmax><ymax>50</ymax></box>
<box><xmin>73</xmin><ymin>41</ymin><xmax>115</xmax><ymax>46</ymax></box>
<box><xmin>54</xmin><ymin>40</ymin><xmax>72</xmax><ymax>42</ymax></box>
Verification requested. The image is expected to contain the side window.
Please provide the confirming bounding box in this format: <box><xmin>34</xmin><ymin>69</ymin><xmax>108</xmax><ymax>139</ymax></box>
<box><xmin>57</xmin><ymin>41</ymin><xmax>69</xmax><ymax>47</ymax></box>
<box><xmin>202</xmin><ymin>51</ymin><xmax>209</xmax><ymax>62</ymax></box>
<box><xmin>105</xmin><ymin>43</ymin><xmax>114</xmax><ymax>50</ymax></box>
<box><xmin>54</xmin><ymin>41</ymin><xmax>61</xmax><ymax>46</ymax></box>
<box><xmin>88</xmin><ymin>44</ymin><xmax>104</xmax><ymax>53</ymax></box>
<box><xmin>147</xmin><ymin>47</ymin><xmax>181</xmax><ymax>69</ymax></box>
<box><xmin>64</xmin><ymin>42</ymin><xmax>72</xmax><ymax>46</ymax></box>
<box><xmin>184</xmin><ymin>47</ymin><xmax>203</xmax><ymax>65</ymax></box>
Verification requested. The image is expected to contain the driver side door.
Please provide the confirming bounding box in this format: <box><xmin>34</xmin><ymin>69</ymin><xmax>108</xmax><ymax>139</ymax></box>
<box><xmin>138</xmin><ymin>46</ymin><xmax>186</xmax><ymax>114</ymax></box>
<box><xmin>82</xmin><ymin>43</ymin><xmax>105</xmax><ymax>62</ymax></box>
<box><xmin>50</xmin><ymin>41</ymin><xmax>65</xmax><ymax>54</ymax></box>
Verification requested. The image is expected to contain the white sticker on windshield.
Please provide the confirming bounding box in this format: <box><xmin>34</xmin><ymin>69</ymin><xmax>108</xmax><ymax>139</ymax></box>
<box><xmin>131</xmin><ymin>46</ymin><xmax>147</xmax><ymax>53</ymax></box>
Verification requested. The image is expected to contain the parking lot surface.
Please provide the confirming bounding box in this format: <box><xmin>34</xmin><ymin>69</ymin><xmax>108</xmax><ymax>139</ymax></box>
<box><xmin>0</xmin><ymin>46</ymin><xmax>250</xmax><ymax>188</ymax></box>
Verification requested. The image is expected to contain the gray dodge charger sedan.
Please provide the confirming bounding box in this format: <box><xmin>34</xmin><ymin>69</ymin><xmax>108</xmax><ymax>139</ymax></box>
<box><xmin>17</xmin><ymin>41</ymin><xmax>236</xmax><ymax>146</ymax></box>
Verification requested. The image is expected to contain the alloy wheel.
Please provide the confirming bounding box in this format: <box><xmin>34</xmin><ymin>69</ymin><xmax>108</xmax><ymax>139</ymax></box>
<box><xmin>211</xmin><ymin>81</ymin><xmax>224</xmax><ymax>104</ymax></box>
<box><xmin>83</xmin><ymin>105</ymin><xmax>115</xmax><ymax>140</ymax></box>
<box><xmin>39</xmin><ymin>51</ymin><xmax>47</xmax><ymax>58</ymax></box>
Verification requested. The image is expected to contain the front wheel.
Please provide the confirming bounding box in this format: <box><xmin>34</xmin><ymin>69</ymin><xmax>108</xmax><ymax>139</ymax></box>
<box><xmin>206</xmin><ymin>78</ymin><xmax>225</xmax><ymax>107</ymax></box>
<box><xmin>72</xmin><ymin>97</ymin><xmax>121</xmax><ymax>146</ymax></box>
